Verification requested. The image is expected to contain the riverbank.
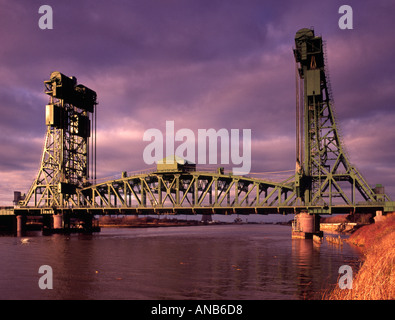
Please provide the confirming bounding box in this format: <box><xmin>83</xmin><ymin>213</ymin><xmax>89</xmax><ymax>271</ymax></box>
<box><xmin>97</xmin><ymin>216</ymin><xmax>233</xmax><ymax>228</ymax></box>
<box><xmin>99</xmin><ymin>216</ymin><xmax>200</xmax><ymax>228</ymax></box>
<box><xmin>97</xmin><ymin>216</ymin><xmax>292</xmax><ymax>228</ymax></box>
<box><xmin>320</xmin><ymin>214</ymin><xmax>371</xmax><ymax>233</ymax></box>
<box><xmin>323</xmin><ymin>213</ymin><xmax>395</xmax><ymax>300</ymax></box>
<box><xmin>320</xmin><ymin>222</ymin><xmax>358</xmax><ymax>233</ymax></box>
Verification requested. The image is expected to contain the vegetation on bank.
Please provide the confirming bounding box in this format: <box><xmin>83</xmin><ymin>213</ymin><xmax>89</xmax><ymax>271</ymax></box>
<box><xmin>320</xmin><ymin>213</ymin><xmax>373</xmax><ymax>224</ymax></box>
<box><xmin>98</xmin><ymin>216</ymin><xmax>200</xmax><ymax>227</ymax></box>
<box><xmin>323</xmin><ymin>214</ymin><xmax>395</xmax><ymax>300</ymax></box>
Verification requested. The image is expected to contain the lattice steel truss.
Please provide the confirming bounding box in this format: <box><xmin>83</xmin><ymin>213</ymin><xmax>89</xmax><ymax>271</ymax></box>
<box><xmin>293</xmin><ymin>28</ymin><xmax>390</xmax><ymax>207</ymax></box>
<box><xmin>22</xmin><ymin>72</ymin><xmax>97</xmax><ymax>207</ymax></box>
<box><xmin>77</xmin><ymin>169</ymin><xmax>297</xmax><ymax>214</ymax></box>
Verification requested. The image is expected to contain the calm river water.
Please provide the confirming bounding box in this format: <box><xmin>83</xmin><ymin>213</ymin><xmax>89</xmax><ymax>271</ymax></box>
<box><xmin>0</xmin><ymin>223</ymin><xmax>361</xmax><ymax>300</ymax></box>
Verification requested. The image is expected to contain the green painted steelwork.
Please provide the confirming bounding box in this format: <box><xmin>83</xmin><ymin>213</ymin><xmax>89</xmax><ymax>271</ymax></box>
<box><xmin>17</xmin><ymin>29</ymin><xmax>393</xmax><ymax>217</ymax></box>
<box><xmin>293</xmin><ymin>28</ymin><xmax>391</xmax><ymax>208</ymax></box>
<box><xmin>76</xmin><ymin>169</ymin><xmax>295</xmax><ymax>212</ymax></box>
<box><xmin>21</xmin><ymin>72</ymin><xmax>97</xmax><ymax>208</ymax></box>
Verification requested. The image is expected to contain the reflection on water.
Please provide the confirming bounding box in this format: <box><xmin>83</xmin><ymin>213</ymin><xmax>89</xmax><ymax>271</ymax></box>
<box><xmin>0</xmin><ymin>225</ymin><xmax>361</xmax><ymax>300</ymax></box>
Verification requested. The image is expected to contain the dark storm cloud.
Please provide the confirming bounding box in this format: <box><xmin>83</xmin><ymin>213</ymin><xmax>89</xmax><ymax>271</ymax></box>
<box><xmin>0</xmin><ymin>0</ymin><xmax>394</xmax><ymax>204</ymax></box>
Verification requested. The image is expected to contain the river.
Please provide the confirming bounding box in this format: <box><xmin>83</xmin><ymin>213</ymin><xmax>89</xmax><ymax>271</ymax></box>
<box><xmin>0</xmin><ymin>222</ymin><xmax>361</xmax><ymax>300</ymax></box>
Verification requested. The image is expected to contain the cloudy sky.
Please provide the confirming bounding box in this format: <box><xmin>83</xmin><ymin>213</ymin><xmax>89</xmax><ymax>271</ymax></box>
<box><xmin>0</xmin><ymin>0</ymin><xmax>394</xmax><ymax>205</ymax></box>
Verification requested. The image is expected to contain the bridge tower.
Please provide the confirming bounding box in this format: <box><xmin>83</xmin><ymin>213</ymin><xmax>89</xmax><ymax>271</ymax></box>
<box><xmin>293</xmin><ymin>28</ymin><xmax>388</xmax><ymax>208</ymax></box>
<box><xmin>21</xmin><ymin>71</ymin><xmax>97</xmax><ymax>207</ymax></box>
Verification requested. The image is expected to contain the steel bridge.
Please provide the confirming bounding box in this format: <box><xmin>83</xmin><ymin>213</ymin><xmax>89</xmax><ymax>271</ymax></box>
<box><xmin>14</xmin><ymin>166</ymin><xmax>393</xmax><ymax>217</ymax></box>
<box><xmin>11</xmin><ymin>28</ymin><xmax>395</xmax><ymax>228</ymax></box>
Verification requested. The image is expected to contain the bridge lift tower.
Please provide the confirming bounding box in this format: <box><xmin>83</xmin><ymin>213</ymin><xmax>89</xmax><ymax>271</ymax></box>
<box><xmin>293</xmin><ymin>28</ymin><xmax>390</xmax><ymax>209</ymax></box>
<box><xmin>22</xmin><ymin>72</ymin><xmax>97</xmax><ymax>208</ymax></box>
<box><xmin>291</xmin><ymin>28</ymin><xmax>393</xmax><ymax>238</ymax></box>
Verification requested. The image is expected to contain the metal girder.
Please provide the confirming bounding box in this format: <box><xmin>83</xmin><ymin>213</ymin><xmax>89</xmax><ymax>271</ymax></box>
<box><xmin>77</xmin><ymin>171</ymin><xmax>296</xmax><ymax>213</ymax></box>
<box><xmin>21</xmin><ymin>71</ymin><xmax>97</xmax><ymax>208</ymax></box>
<box><xmin>294</xmin><ymin>28</ymin><xmax>391</xmax><ymax>207</ymax></box>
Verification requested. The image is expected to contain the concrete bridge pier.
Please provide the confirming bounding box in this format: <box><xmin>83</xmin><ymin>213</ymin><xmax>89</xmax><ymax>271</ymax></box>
<box><xmin>292</xmin><ymin>212</ymin><xmax>323</xmax><ymax>239</ymax></box>
<box><xmin>41</xmin><ymin>214</ymin><xmax>64</xmax><ymax>234</ymax></box>
<box><xmin>43</xmin><ymin>213</ymin><xmax>71</xmax><ymax>233</ymax></box>
<box><xmin>201</xmin><ymin>214</ymin><xmax>213</xmax><ymax>223</ymax></box>
<box><xmin>53</xmin><ymin>213</ymin><xmax>69</xmax><ymax>229</ymax></box>
<box><xmin>42</xmin><ymin>215</ymin><xmax>52</xmax><ymax>231</ymax></box>
<box><xmin>53</xmin><ymin>214</ymin><xmax>63</xmax><ymax>229</ymax></box>
<box><xmin>79</xmin><ymin>214</ymin><xmax>101</xmax><ymax>233</ymax></box>
<box><xmin>81</xmin><ymin>214</ymin><xmax>93</xmax><ymax>230</ymax></box>
<box><xmin>16</xmin><ymin>215</ymin><xmax>26</xmax><ymax>235</ymax></box>
<box><xmin>43</xmin><ymin>213</ymin><xmax>99</xmax><ymax>234</ymax></box>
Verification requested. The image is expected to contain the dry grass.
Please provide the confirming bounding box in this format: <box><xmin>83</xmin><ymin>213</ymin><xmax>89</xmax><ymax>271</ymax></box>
<box><xmin>323</xmin><ymin>214</ymin><xmax>395</xmax><ymax>300</ymax></box>
<box><xmin>320</xmin><ymin>213</ymin><xmax>373</xmax><ymax>224</ymax></box>
<box><xmin>320</xmin><ymin>215</ymin><xmax>349</xmax><ymax>223</ymax></box>
<box><xmin>348</xmin><ymin>214</ymin><xmax>395</xmax><ymax>247</ymax></box>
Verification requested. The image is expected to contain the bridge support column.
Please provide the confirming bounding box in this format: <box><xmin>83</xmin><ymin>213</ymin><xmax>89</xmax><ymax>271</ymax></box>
<box><xmin>82</xmin><ymin>215</ymin><xmax>93</xmax><ymax>230</ymax></box>
<box><xmin>16</xmin><ymin>215</ymin><xmax>26</xmax><ymax>235</ymax></box>
<box><xmin>42</xmin><ymin>212</ymin><xmax>99</xmax><ymax>234</ymax></box>
<box><xmin>292</xmin><ymin>212</ymin><xmax>323</xmax><ymax>239</ymax></box>
<box><xmin>201</xmin><ymin>214</ymin><xmax>212</xmax><ymax>223</ymax></box>
<box><xmin>53</xmin><ymin>214</ymin><xmax>63</xmax><ymax>229</ymax></box>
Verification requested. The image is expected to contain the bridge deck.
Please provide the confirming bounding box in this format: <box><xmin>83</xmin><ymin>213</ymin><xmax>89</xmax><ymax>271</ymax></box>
<box><xmin>12</xmin><ymin>202</ymin><xmax>395</xmax><ymax>216</ymax></box>
<box><xmin>12</xmin><ymin>169</ymin><xmax>395</xmax><ymax>216</ymax></box>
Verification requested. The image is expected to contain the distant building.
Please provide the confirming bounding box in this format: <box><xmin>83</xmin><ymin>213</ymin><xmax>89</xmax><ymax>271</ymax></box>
<box><xmin>156</xmin><ymin>155</ymin><xmax>196</xmax><ymax>173</ymax></box>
